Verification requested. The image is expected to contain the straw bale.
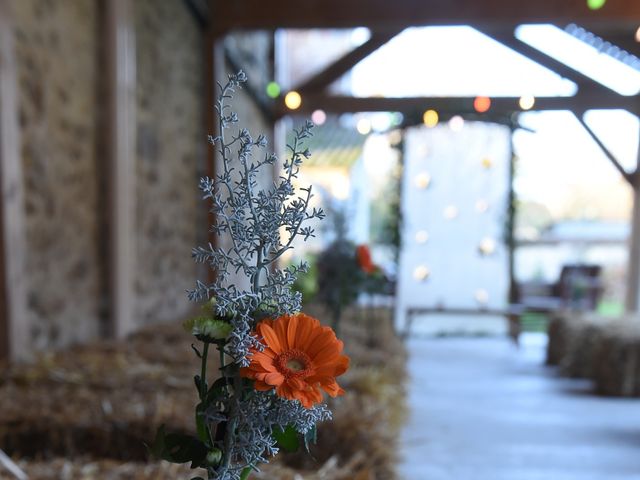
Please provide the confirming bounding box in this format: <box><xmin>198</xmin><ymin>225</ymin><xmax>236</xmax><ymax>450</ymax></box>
<box><xmin>0</xmin><ymin>306</ymin><xmax>407</xmax><ymax>479</ymax></box>
<box><xmin>592</xmin><ymin>320</ymin><xmax>640</xmax><ymax>397</ymax></box>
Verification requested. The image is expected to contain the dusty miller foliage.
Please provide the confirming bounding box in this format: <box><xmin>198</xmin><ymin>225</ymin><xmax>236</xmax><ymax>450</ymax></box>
<box><xmin>182</xmin><ymin>71</ymin><xmax>329</xmax><ymax>479</ymax></box>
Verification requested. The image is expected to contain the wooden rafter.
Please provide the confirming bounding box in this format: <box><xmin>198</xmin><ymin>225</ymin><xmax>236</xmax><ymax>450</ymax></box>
<box><xmin>295</xmin><ymin>31</ymin><xmax>401</xmax><ymax>93</ymax></box>
<box><xmin>481</xmin><ymin>28</ymin><xmax>613</xmax><ymax>93</ymax></box>
<box><xmin>210</xmin><ymin>0</ymin><xmax>640</xmax><ymax>37</ymax></box>
<box><xmin>0</xmin><ymin>1</ymin><xmax>28</xmax><ymax>362</ymax></box>
<box><xmin>574</xmin><ymin>113</ymin><xmax>634</xmax><ymax>184</ymax></box>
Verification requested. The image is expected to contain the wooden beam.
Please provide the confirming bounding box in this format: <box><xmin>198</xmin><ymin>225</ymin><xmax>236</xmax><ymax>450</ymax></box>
<box><xmin>275</xmin><ymin>91</ymin><xmax>640</xmax><ymax>118</ymax></box>
<box><xmin>224</xmin><ymin>46</ymin><xmax>274</xmax><ymax>121</ymax></box>
<box><xmin>626</xmin><ymin>130</ymin><xmax>640</xmax><ymax>312</ymax></box>
<box><xmin>205</xmin><ymin>32</ymin><xmax>225</xmax><ymax>284</ymax></box>
<box><xmin>211</xmin><ymin>0</ymin><xmax>640</xmax><ymax>36</ymax></box>
<box><xmin>574</xmin><ymin>113</ymin><xmax>634</xmax><ymax>184</ymax></box>
<box><xmin>104</xmin><ymin>0</ymin><xmax>136</xmax><ymax>338</ymax></box>
<box><xmin>295</xmin><ymin>31</ymin><xmax>400</xmax><ymax>93</ymax></box>
<box><xmin>481</xmin><ymin>29</ymin><xmax>613</xmax><ymax>93</ymax></box>
<box><xmin>0</xmin><ymin>2</ymin><xmax>28</xmax><ymax>362</ymax></box>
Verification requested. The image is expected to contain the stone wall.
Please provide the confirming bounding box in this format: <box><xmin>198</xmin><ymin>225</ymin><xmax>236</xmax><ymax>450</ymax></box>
<box><xmin>133</xmin><ymin>0</ymin><xmax>205</xmax><ymax>325</ymax></box>
<box><xmin>11</xmin><ymin>0</ymin><xmax>102</xmax><ymax>351</ymax></box>
<box><xmin>4</xmin><ymin>1</ymin><xmax>274</xmax><ymax>357</ymax></box>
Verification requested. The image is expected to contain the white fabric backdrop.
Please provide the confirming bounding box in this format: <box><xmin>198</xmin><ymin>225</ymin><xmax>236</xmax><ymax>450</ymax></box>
<box><xmin>395</xmin><ymin>121</ymin><xmax>511</xmax><ymax>334</ymax></box>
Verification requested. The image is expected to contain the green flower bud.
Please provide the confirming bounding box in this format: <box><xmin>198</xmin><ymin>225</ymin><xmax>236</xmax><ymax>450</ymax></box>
<box><xmin>183</xmin><ymin>316</ymin><xmax>233</xmax><ymax>342</ymax></box>
<box><xmin>206</xmin><ymin>448</ymin><xmax>222</xmax><ymax>465</ymax></box>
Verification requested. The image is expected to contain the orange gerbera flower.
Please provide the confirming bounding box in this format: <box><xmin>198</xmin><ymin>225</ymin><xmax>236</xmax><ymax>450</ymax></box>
<box><xmin>356</xmin><ymin>244</ymin><xmax>375</xmax><ymax>274</ymax></box>
<box><xmin>241</xmin><ymin>313</ymin><xmax>349</xmax><ymax>408</ymax></box>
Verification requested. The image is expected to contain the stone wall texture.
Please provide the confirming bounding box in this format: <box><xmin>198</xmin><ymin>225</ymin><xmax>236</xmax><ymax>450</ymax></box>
<box><xmin>5</xmin><ymin>1</ymin><xmax>274</xmax><ymax>356</ymax></box>
<box><xmin>11</xmin><ymin>0</ymin><xmax>102</xmax><ymax>351</ymax></box>
<box><xmin>133</xmin><ymin>0</ymin><xmax>205</xmax><ymax>325</ymax></box>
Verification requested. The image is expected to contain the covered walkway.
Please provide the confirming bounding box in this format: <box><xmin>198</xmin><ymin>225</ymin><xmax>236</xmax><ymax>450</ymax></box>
<box><xmin>399</xmin><ymin>335</ymin><xmax>640</xmax><ymax>479</ymax></box>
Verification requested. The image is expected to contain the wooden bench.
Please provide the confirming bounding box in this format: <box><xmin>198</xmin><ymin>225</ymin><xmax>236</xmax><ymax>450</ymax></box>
<box><xmin>403</xmin><ymin>305</ymin><xmax>526</xmax><ymax>343</ymax></box>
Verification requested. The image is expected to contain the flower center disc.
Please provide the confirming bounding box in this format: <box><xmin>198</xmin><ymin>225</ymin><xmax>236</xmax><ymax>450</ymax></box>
<box><xmin>277</xmin><ymin>349</ymin><xmax>312</xmax><ymax>377</ymax></box>
<box><xmin>286</xmin><ymin>359</ymin><xmax>305</xmax><ymax>372</ymax></box>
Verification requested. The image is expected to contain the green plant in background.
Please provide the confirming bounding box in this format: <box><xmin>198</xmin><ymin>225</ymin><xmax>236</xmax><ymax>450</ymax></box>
<box><xmin>151</xmin><ymin>72</ymin><xmax>348</xmax><ymax>480</ymax></box>
<box><xmin>315</xmin><ymin>207</ymin><xmax>364</xmax><ymax>335</ymax></box>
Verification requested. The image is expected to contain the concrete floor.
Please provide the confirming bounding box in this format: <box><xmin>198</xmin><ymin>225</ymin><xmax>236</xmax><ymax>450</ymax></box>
<box><xmin>399</xmin><ymin>334</ymin><xmax>640</xmax><ymax>480</ymax></box>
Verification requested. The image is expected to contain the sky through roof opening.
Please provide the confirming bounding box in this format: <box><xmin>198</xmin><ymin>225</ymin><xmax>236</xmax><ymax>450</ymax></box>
<box><xmin>344</xmin><ymin>26</ymin><xmax>578</xmax><ymax>97</ymax></box>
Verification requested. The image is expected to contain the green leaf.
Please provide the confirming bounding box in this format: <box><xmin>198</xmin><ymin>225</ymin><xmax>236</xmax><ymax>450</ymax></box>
<box><xmin>303</xmin><ymin>425</ymin><xmax>317</xmax><ymax>453</ymax></box>
<box><xmin>206</xmin><ymin>377</ymin><xmax>228</xmax><ymax>401</ymax></box>
<box><xmin>273</xmin><ymin>425</ymin><xmax>299</xmax><ymax>453</ymax></box>
<box><xmin>194</xmin><ymin>375</ymin><xmax>204</xmax><ymax>394</ymax></box>
<box><xmin>195</xmin><ymin>402</ymin><xmax>209</xmax><ymax>443</ymax></box>
<box><xmin>240</xmin><ymin>466</ymin><xmax>252</xmax><ymax>480</ymax></box>
<box><xmin>149</xmin><ymin>425</ymin><xmax>208</xmax><ymax>469</ymax></box>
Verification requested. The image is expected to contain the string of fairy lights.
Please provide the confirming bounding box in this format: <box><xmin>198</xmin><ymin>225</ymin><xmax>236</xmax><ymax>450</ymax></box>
<box><xmin>266</xmin><ymin>0</ymin><xmax>637</xmax><ymax>307</ymax></box>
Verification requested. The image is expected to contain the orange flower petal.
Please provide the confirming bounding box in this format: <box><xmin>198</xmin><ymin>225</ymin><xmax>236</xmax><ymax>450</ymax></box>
<box><xmin>259</xmin><ymin>323</ymin><xmax>283</xmax><ymax>353</ymax></box>
<box><xmin>294</xmin><ymin>314</ymin><xmax>319</xmax><ymax>349</ymax></box>
<box><xmin>264</xmin><ymin>372</ymin><xmax>285</xmax><ymax>386</ymax></box>
<box><xmin>287</xmin><ymin>314</ymin><xmax>300</xmax><ymax>350</ymax></box>
<box><xmin>307</xmin><ymin>334</ymin><xmax>339</xmax><ymax>360</ymax></box>
<box><xmin>252</xmin><ymin>352</ymin><xmax>277</xmax><ymax>371</ymax></box>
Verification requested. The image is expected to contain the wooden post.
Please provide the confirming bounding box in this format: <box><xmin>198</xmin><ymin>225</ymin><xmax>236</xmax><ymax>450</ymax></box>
<box><xmin>205</xmin><ymin>29</ymin><xmax>226</xmax><ymax>284</ymax></box>
<box><xmin>0</xmin><ymin>2</ymin><xmax>29</xmax><ymax>362</ymax></box>
<box><xmin>625</xmin><ymin>131</ymin><xmax>640</xmax><ymax>312</ymax></box>
<box><xmin>104</xmin><ymin>0</ymin><xmax>136</xmax><ymax>338</ymax></box>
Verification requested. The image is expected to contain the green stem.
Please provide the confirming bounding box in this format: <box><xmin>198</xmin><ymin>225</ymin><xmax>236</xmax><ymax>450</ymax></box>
<box><xmin>200</xmin><ymin>342</ymin><xmax>210</xmax><ymax>400</ymax></box>
<box><xmin>219</xmin><ymin>344</ymin><xmax>226</xmax><ymax>371</ymax></box>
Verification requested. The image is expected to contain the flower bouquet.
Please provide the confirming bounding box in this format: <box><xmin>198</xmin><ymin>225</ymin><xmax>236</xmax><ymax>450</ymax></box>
<box><xmin>150</xmin><ymin>72</ymin><xmax>349</xmax><ymax>480</ymax></box>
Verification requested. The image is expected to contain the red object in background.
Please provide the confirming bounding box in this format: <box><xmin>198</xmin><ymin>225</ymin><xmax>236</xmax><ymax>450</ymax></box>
<box><xmin>356</xmin><ymin>244</ymin><xmax>375</xmax><ymax>274</ymax></box>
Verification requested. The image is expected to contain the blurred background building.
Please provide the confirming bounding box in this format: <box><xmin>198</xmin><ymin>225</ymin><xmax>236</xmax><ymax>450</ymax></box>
<box><xmin>1</xmin><ymin>0</ymin><xmax>640</xmax><ymax>357</ymax></box>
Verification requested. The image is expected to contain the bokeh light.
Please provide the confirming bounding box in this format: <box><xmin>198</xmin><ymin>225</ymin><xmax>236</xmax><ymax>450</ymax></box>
<box><xmin>475</xmin><ymin>199</ymin><xmax>489</xmax><ymax>213</ymax></box>
<box><xmin>414</xmin><ymin>172</ymin><xmax>432</xmax><ymax>189</ymax></box>
<box><xmin>448</xmin><ymin>115</ymin><xmax>464</xmax><ymax>132</ymax></box>
<box><xmin>481</xmin><ymin>157</ymin><xmax>493</xmax><ymax>169</ymax></box>
<box><xmin>266</xmin><ymin>81</ymin><xmax>281</xmax><ymax>98</ymax></box>
<box><xmin>391</xmin><ymin>112</ymin><xmax>404</xmax><ymax>126</ymax></box>
<box><xmin>474</xmin><ymin>96</ymin><xmax>491</xmax><ymax>113</ymax></box>
<box><xmin>388</xmin><ymin>129</ymin><xmax>402</xmax><ymax>146</ymax></box>
<box><xmin>415</xmin><ymin>230</ymin><xmax>430</xmax><ymax>244</ymax></box>
<box><xmin>413</xmin><ymin>265</ymin><xmax>431</xmax><ymax>282</ymax></box>
<box><xmin>519</xmin><ymin>95</ymin><xmax>535</xmax><ymax>110</ymax></box>
<box><xmin>284</xmin><ymin>91</ymin><xmax>302</xmax><ymax>110</ymax></box>
<box><xmin>311</xmin><ymin>109</ymin><xmax>327</xmax><ymax>125</ymax></box>
<box><xmin>474</xmin><ymin>289</ymin><xmax>489</xmax><ymax>305</ymax></box>
<box><xmin>443</xmin><ymin>205</ymin><xmax>459</xmax><ymax>220</ymax></box>
<box><xmin>586</xmin><ymin>0</ymin><xmax>606</xmax><ymax>10</ymax></box>
<box><xmin>478</xmin><ymin>237</ymin><xmax>496</xmax><ymax>256</ymax></box>
<box><xmin>423</xmin><ymin>109</ymin><xmax>439</xmax><ymax>128</ymax></box>
<box><xmin>356</xmin><ymin>118</ymin><xmax>372</xmax><ymax>135</ymax></box>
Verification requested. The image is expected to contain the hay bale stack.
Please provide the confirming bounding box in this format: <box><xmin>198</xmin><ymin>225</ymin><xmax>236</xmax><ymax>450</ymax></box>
<box><xmin>593</xmin><ymin>320</ymin><xmax>640</xmax><ymax>397</ymax></box>
<box><xmin>557</xmin><ymin>314</ymin><xmax>613</xmax><ymax>379</ymax></box>
<box><xmin>546</xmin><ymin>314</ymin><xmax>573</xmax><ymax>366</ymax></box>
<box><xmin>546</xmin><ymin>313</ymin><xmax>611</xmax><ymax>374</ymax></box>
<box><xmin>0</xmin><ymin>306</ymin><xmax>407</xmax><ymax>479</ymax></box>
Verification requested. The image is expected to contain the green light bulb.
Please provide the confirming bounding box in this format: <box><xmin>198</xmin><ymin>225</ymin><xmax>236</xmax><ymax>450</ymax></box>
<box><xmin>587</xmin><ymin>0</ymin><xmax>606</xmax><ymax>10</ymax></box>
<box><xmin>266</xmin><ymin>81</ymin><xmax>281</xmax><ymax>98</ymax></box>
